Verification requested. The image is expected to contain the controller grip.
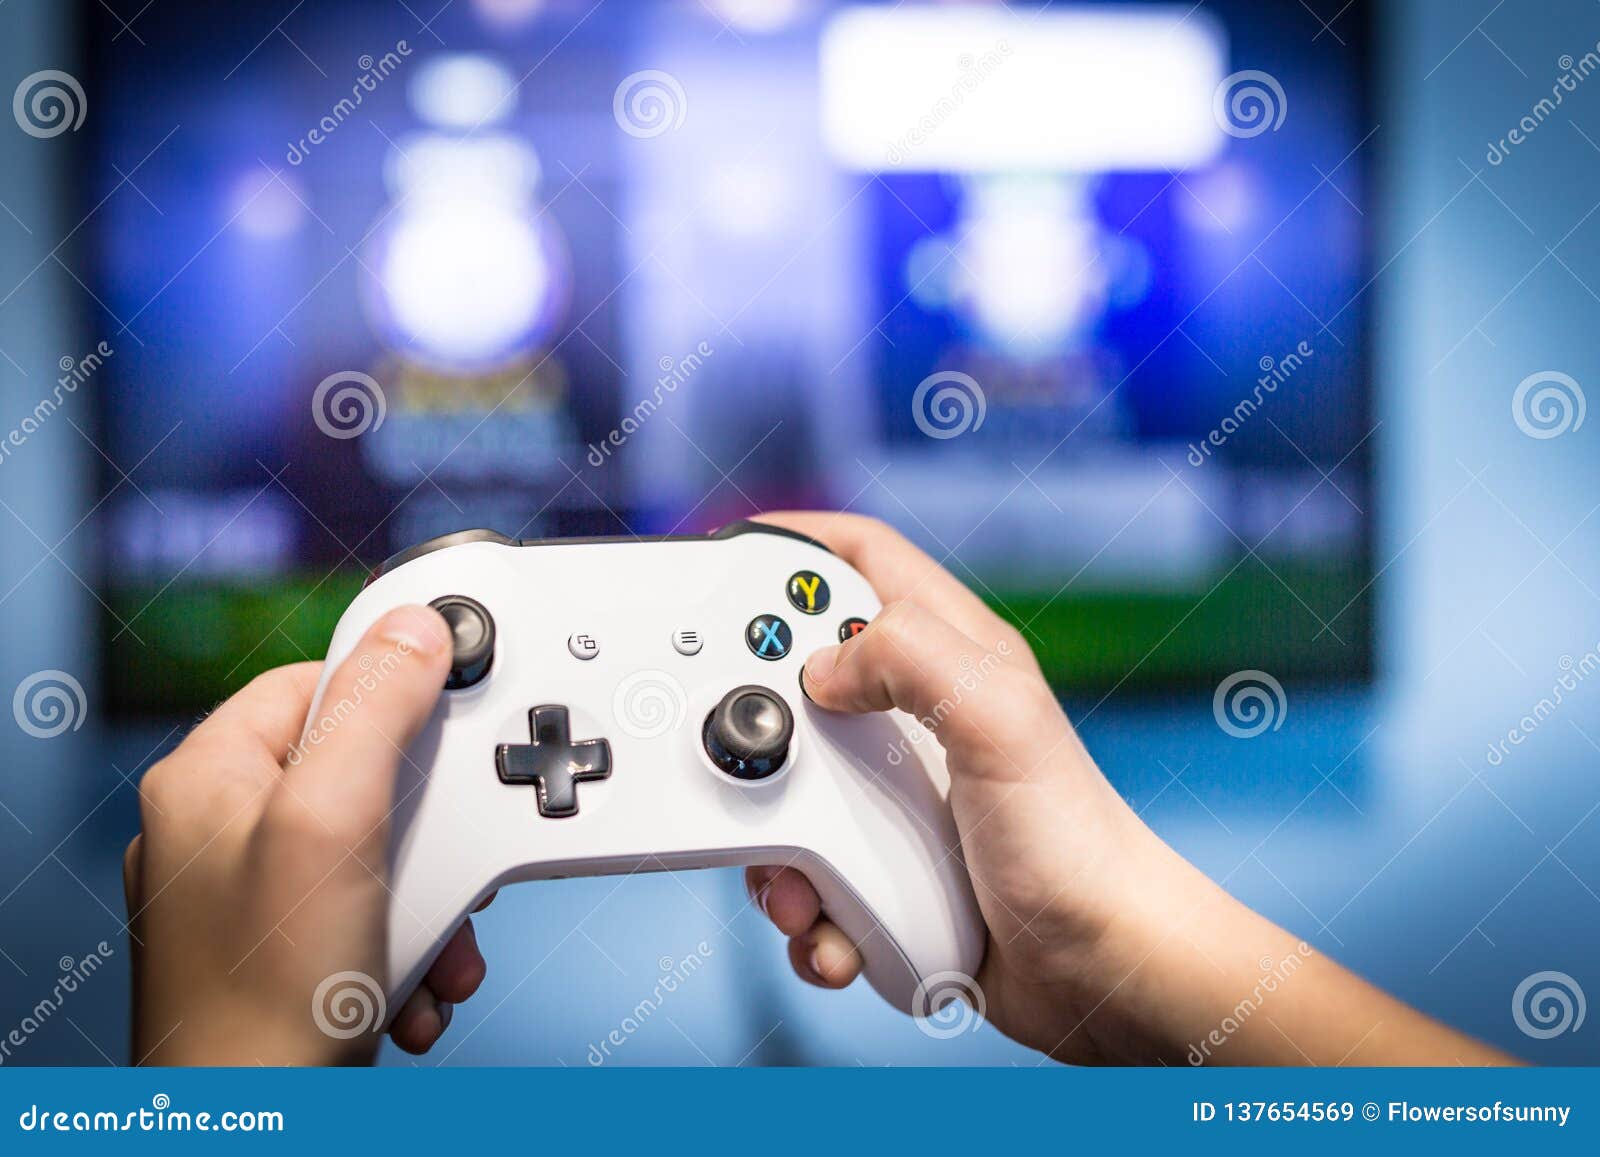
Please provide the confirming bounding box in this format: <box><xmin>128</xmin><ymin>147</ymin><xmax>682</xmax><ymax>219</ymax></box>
<box><xmin>794</xmin><ymin>849</ymin><xmax>986</xmax><ymax>1015</ymax></box>
<box><xmin>377</xmin><ymin>849</ymin><xmax>986</xmax><ymax>1024</ymax></box>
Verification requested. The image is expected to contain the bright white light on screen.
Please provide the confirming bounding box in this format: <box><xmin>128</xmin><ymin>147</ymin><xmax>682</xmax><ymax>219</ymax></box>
<box><xmin>380</xmin><ymin>204</ymin><xmax>552</xmax><ymax>367</ymax></box>
<box><xmin>955</xmin><ymin>178</ymin><xmax>1108</xmax><ymax>353</ymax></box>
<box><xmin>410</xmin><ymin>54</ymin><xmax>518</xmax><ymax>129</ymax></box>
<box><xmin>706</xmin><ymin>0</ymin><xmax>810</xmax><ymax>34</ymax></box>
<box><xmin>384</xmin><ymin>134</ymin><xmax>542</xmax><ymax>204</ymax></box>
<box><xmin>700</xmin><ymin>160</ymin><xmax>793</xmax><ymax>238</ymax></box>
<box><xmin>470</xmin><ymin>0</ymin><xmax>545</xmax><ymax>28</ymax></box>
<box><xmin>820</xmin><ymin>7</ymin><xmax>1227</xmax><ymax>172</ymax></box>
<box><xmin>229</xmin><ymin>169</ymin><xmax>306</xmax><ymax>240</ymax></box>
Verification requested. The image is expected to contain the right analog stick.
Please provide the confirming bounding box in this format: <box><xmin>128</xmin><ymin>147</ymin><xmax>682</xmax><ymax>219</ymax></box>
<box><xmin>429</xmin><ymin>595</ymin><xmax>495</xmax><ymax>690</ymax></box>
<box><xmin>704</xmin><ymin>685</ymin><xmax>793</xmax><ymax>781</ymax></box>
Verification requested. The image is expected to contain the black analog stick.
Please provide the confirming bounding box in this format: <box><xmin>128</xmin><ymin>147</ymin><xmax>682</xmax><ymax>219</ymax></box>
<box><xmin>703</xmin><ymin>685</ymin><xmax>793</xmax><ymax>781</ymax></box>
<box><xmin>429</xmin><ymin>596</ymin><xmax>495</xmax><ymax>689</ymax></box>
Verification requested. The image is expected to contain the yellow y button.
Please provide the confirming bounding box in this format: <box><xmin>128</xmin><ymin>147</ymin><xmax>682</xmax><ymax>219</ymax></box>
<box><xmin>785</xmin><ymin>570</ymin><xmax>830</xmax><ymax>615</ymax></box>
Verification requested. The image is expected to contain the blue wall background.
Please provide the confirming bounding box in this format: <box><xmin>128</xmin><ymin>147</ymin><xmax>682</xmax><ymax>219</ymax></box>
<box><xmin>1</xmin><ymin>0</ymin><xmax>1597</xmax><ymax>1066</ymax></box>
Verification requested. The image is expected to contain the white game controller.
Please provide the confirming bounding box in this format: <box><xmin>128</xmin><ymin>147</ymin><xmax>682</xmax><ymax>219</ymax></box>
<box><xmin>306</xmin><ymin>520</ymin><xmax>986</xmax><ymax>1019</ymax></box>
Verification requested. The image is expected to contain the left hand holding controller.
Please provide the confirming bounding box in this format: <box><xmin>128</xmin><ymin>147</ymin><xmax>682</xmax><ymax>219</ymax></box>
<box><xmin>123</xmin><ymin>605</ymin><xmax>490</xmax><ymax>1064</ymax></box>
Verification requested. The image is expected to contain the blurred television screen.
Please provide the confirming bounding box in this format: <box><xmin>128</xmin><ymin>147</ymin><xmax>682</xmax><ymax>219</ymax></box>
<box><xmin>82</xmin><ymin>0</ymin><xmax>1374</xmax><ymax>713</ymax></box>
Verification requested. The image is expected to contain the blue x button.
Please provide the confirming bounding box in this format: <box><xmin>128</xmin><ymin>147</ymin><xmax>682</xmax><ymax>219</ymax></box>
<box><xmin>745</xmin><ymin>614</ymin><xmax>793</xmax><ymax>661</ymax></box>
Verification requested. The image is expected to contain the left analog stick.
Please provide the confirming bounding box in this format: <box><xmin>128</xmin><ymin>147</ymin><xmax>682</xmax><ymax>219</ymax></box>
<box><xmin>429</xmin><ymin>596</ymin><xmax>495</xmax><ymax>689</ymax></box>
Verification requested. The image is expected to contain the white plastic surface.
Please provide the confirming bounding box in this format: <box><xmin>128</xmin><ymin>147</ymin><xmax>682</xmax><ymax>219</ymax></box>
<box><xmin>306</xmin><ymin>529</ymin><xmax>986</xmax><ymax>1016</ymax></box>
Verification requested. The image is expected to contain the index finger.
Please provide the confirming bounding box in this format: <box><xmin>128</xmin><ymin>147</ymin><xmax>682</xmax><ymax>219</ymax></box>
<box><xmin>187</xmin><ymin>661</ymin><xmax>325</xmax><ymax>765</ymax></box>
<box><xmin>752</xmin><ymin>511</ymin><xmax>1031</xmax><ymax>664</ymax></box>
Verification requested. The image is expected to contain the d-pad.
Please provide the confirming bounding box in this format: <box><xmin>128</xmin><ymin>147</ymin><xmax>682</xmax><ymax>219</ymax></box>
<box><xmin>495</xmin><ymin>705</ymin><xmax>612</xmax><ymax>818</ymax></box>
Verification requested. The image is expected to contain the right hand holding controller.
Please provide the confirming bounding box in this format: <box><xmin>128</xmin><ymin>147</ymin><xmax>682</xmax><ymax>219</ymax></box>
<box><xmin>745</xmin><ymin>513</ymin><xmax>1512</xmax><ymax>1067</ymax></box>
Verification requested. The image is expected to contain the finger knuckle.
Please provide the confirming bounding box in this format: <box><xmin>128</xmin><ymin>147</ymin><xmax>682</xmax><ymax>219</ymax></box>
<box><xmin>841</xmin><ymin>512</ymin><xmax>896</xmax><ymax>541</ymax></box>
<box><xmin>137</xmin><ymin>758</ymin><xmax>177</xmax><ymax>816</ymax></box>
<box><xmin>998</xmin><ymin>668</ymin><xmax>1064</xmax><ymax>730</ymax></box>
<box><xmin>994</xmin><ymin>621</ymin><xmax>1030</xmax><ymax>660</ymax></box>
<box><xmin>260</xmin><ymin>788</ymin><xmax>344</xmax><ymax>850</ymax></box>
<box><xmin>122</xmin><ymin>837</ymin><xmax>141</xmax><ymax>892</ymax></box>
<box><xmin>870</xmin><ymin>599</ymin><xmax>923</xmax><ymax>647</ymax></box>
<box><xmin>239</xmin><ymin>665</ymin><xmax>288</xmax><ymax>700</ymax></box>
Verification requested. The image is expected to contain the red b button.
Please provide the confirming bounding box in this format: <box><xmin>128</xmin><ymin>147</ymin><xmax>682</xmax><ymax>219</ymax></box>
<box><xmin>838</xmin><ymin>617</ymin><xmax>869</xmax><ymax>642</ymax></box>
